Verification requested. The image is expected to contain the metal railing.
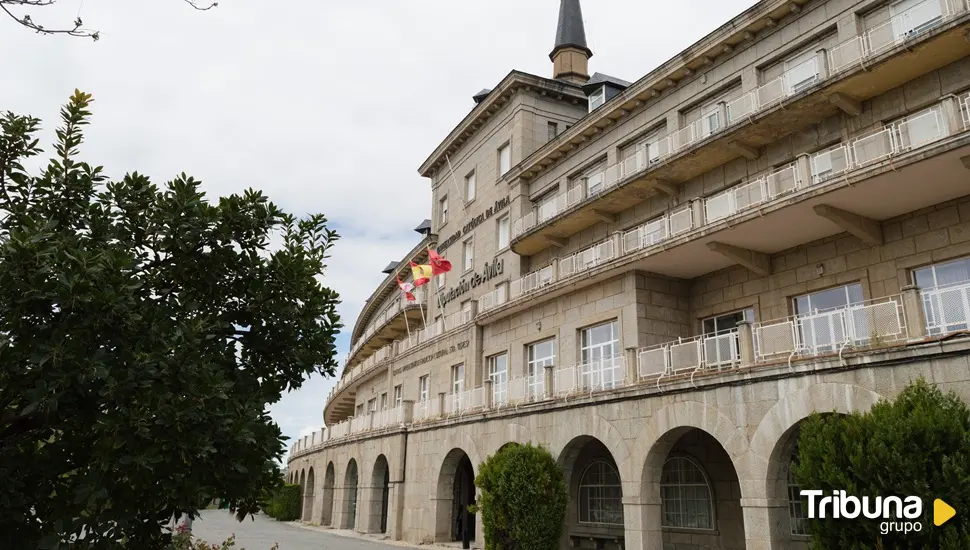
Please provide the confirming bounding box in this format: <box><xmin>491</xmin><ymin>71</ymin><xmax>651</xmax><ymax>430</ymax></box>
<box><xmin>754</xmin><ymin>295</ymin><xmax>907</xmax><ymax>361</ymax></box>
<box><xmin>478</xmin><ymin>284</ymin><xmax>509</xmax><ymax>314</ymax></box>
<box><xmin>726</xmin><ymin>58</ymin><xmax>819</xmax><ymax>125</ymax></box>
<box><xmin>853</xmin><ymin>105</ymin><xmax>947</xmax><ymax>167</ymax></box>
<box><xmin>559</xmin><ymin>238</ymin><xmax>617</xmax><ymax>278</ymax></box>
<box><xmin>412</xmin><ymin>399</ymin><xmax>440</xmax><ymax>423</ymax></box>
<box><xmin>922</xmin><ymin>281</ymin><xmax>970</xmax><ymax>336</ymax></box>
<box><xmin>704</xmin><ymin>163</ymin><xmax>800</xmax><ymax>224</ymax></box>
<box><xmin>444</xmin><ymin>387</ymin><xmax>486</xmax><ymax>415</ymax></box>
<box><xmin>637</xmin><ymin>330</ymin><xmax>741</xmax><ymax>380</ymax></box>
<box><xmin>510</xmin><ymin>264</ymin><xmax>556</xmax><ymax>299</ymax></box>
<box><xmin>507</xmin><ymin>375</ymin><xmax>545</xmax><ymax>405</ymax></box>
<box><xmin>578</xmin><ymin>356</ymin><xmax>626</xmax><ymax>392</ymax></box>
<box><xmin>622</xmin><ymin>205</ymin><xmax>694</xmax><ymax>255</ymax></box>
<box><xmin>962</xmin><ymin>92</ymin><xmax>970</xmax><ymax>129</ymax></box>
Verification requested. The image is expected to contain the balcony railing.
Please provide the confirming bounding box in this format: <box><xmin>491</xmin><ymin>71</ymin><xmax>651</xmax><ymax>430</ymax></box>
<box><xmin>559</xmin><ymin>239</ymin><xmax>617</xmax><ymax>278</ymax></box>
<box><xmin>638</xmin><ymin>331</ymin><xmax>741</xmax><ymax>380</ymax></box>
<box><xmin>831</xmin><ymin>0</ymin><xmax>962</xmax><ymax>73</ymax></box>
<box><xmin>704</xmin><ymin>163</ymin><xmax>801</xmax><ymax>223</ymax></box>
<box><xmin>413</xmin><ymin>399</ymin><xmax>440</xmax><ymax>423</ymax></box>
<box><xmin>755</xmin><ymin>295</ymin><xmax>907</xmax><ymax>361</ymax></box>
<box><xmin>962</xmin><ymin>92</ymin><xmax>970</xmax><ymax>129</ymax></box>
<box><xmin>507</xmin><ymin>374</ymin><xmax>545</xmax><ymax>405</ymax></box>
<box><xmin>478</xmin><ymin>284</ymin><xmax>509</xmax><ymax>314</ymax></box>
<box><xmin>510</xmin><ymin>264</ymin><xmax>556</xmax><ymax>299</ymax></box>
<box><xmin>727</xmin><ymin>58</ymin><xmax>819</xmax><ymax>124</ymax></box>
<box><xmin>622</xmin><ymin>206</ymin><xmax>694</xmax><ymax>254</ymax></box>
<box><xmin>922</xmin><ymin>281</ymin><xmax>970</xmax><ymax>335</ymax></box>
<box><xmin>552</xmin><ymin>356</ymin><xmax>626</xmax><ymax>396</ymax></box>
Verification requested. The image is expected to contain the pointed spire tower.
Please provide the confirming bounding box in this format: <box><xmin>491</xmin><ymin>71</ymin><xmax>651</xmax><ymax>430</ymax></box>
<box><xmin>550</xmin><ymin>0</ymin><xmax>592</xmax><ymax>85</ymax></box>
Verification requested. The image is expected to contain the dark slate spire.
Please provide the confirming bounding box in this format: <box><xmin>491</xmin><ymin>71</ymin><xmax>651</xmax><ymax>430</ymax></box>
<box><xmin>550</xmin><ymin>0</ymin><xmax>592</xmax><ymax>61</ymax></box>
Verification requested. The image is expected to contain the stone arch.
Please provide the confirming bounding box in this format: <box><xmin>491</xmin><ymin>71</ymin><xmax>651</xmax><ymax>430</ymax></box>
<box><xmin>435</xmin><ymin>447</ymin><xmax>477</xmax><ymax>544</ymax></box>
<box><xmin>557</xmin><ymin>434</ymin><xmax>626</xmax><ymax>546</ymax></box>
<box><xmin>547</xmin><ymin>411</ymin><xmax>632</xmax><ymax>483</ymax></box>
<box><xmin>746</xmin><ymin>383</ymin><xmax>884</xmax><ymax>549</ymax></box>
<box><xmin>321</xmin><ymin>462</ymin><xmax>336</xmax><ymax>526</ymax></box>
<box><xmin>483</xmin><ymin>422</ymin><xmax>536</xmax><ymax>459</ymax></box>
<box><xmin>302</xmin><ymin>467</ymin><xmax>315</xmax><ymax>522</ymax></box>
<box><xmin>365</xmin><ymin>454</ymin><xmax>391</xmax><ymax>535</ymax></box>
<box><xmin>341</xmin><ymin>459</ymin><xmax>359</xmax><ymax>530</ymax></box>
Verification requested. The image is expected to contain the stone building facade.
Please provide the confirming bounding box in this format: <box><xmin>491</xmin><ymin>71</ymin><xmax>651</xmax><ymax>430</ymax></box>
<box><xmin>288</xmin><ymin>0</ymin><xmax>970</xmax><ymax>548</ymax></box>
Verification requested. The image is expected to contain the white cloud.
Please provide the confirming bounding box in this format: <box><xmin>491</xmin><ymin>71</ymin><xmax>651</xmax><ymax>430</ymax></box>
<box><xmin>4</xmin><ymin>0</ymin><xmax>758</xmax><ymax>451</ymax></box>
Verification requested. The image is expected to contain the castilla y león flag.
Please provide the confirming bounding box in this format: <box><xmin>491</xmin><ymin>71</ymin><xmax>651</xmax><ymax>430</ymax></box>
<box><xmin>410</xmin><ymin>262</ymin><xmax>433</xmax><ymax>287</ymax></box>
<box><xmin>428</xmin><ymin>248</ymin><xmax>452</xmax><ymax>275</ymax></box>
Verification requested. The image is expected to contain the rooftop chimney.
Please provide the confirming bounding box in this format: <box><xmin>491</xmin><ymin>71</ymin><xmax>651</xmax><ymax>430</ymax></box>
<box><xmin>550</xmin><ymin>0</ymin><xmax>592</xmax><ymax>85</ymax></box>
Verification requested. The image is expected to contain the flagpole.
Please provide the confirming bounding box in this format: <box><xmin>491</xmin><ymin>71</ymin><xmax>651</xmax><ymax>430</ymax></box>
<box><xmin>401</xmin><ymin>291</ymin><xmax>413</xmax><ymax>342</ymax></box>
<box><xmin>445</xmin><ymin>154</ymin><xmax>467</xmax><ymax>210</ymax></box>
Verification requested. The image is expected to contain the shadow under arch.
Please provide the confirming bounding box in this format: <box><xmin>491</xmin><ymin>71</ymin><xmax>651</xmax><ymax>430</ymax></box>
<box><xmin>342</xmin><ymin>459</ymin><xmax>359</xmax><ymax>530</ymax></box>
<box><xmin>320</xmin><ymin>462</ymin><xmax>335</xmax><ymax>526</ymax></box>
<box><xmin>435</xmin><ymin>447</ymin><xmax>476</xmax><ymax>544</ymax></box>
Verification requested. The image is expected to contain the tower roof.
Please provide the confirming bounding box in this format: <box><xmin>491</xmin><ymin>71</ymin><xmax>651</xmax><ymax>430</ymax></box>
<box><xmin>550</xmin><ymin>0</ymin><xmax>592</xmax><ymax>60</ymax></box>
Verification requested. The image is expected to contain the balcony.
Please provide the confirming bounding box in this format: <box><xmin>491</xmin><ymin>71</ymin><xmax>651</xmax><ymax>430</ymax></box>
<box><xmin>344</xmin><ymin>293</ymin><xmax>425</xmax><ymax>371</ymax></box>
<box><xmin>511</xmin><ymin>3</ymin><xmax>970</xmax><ymax>256</ymax></box>
<box><xmin>480</xmin><ymin>94</ymin><xmax>970</xmax><ymax>323</ymax></box>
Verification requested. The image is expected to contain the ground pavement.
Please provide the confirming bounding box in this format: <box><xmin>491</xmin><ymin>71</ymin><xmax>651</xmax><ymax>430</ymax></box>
<box><xmin>191</xmin><ymin>510</ymin><xmax>426</xmax><ymax>550</ymax></box>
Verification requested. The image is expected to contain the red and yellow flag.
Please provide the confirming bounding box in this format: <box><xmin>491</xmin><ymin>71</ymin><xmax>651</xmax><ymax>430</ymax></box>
<box><xmin>410</xmin><ymin>262</ymin><xmax>433</xmax><ymax>287</ymax></box>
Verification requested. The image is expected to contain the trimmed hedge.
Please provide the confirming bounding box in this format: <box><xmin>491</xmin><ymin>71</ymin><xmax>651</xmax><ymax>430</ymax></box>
<box><xmin>473</xmin><ymin>443</ymin><xmax>567</xmax><ymax>550</ymax></box>
<box><xmin>264</xmin><ymin>484</ymin><xmax>301</xmax><ymax>521</ymax></box>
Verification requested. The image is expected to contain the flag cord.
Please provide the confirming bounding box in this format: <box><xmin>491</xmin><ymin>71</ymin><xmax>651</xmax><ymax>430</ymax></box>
<box><xmin>445</xmin><ymin>154</ymin><xmax>467</xmax><ymax>210</ymax></box>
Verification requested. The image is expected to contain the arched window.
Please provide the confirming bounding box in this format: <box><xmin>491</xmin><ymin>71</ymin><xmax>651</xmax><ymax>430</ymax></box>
<box><xmin>661</xmin><ymin>456</ymin><xmax>714</xmax><ymax>529</ymax></box>
<box><xmin>788</xmin><ymin>460</ymin><xmax>808</xmax><ymax>535</ymax></box>
<box><xmin>578</xmin><ymin>461</ymin><xmax>623</xmax><ymax>525</ymax></box>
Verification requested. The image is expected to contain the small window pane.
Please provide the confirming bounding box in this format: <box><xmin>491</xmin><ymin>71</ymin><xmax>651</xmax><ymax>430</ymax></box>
<box><xmin>661</xmin><ymin>457</ymin><xmax>714</xmax><ymax>529</ymax></box>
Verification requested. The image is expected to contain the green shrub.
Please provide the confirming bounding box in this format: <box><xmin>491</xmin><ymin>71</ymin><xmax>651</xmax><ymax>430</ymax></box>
<box><xmin>793</xmin><ymin>378</ymin><xmax>970</xmax><ymax>549</ymax></box>
<box><xmin>263</xmin><ymin>484</ymin><xmax>301</xmax><ymax>522</ymax></box>
<box><xmin>473</xmin><ymin>443</ymin><xmax>568</xmax><ymax>550</ymax></box>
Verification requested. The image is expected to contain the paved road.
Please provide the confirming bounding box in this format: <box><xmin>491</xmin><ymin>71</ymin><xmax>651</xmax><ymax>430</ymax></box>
<box><xmin>191</xmin><ymin>510</ymin><xmax>405</xmax><ymax>550</ymax></box>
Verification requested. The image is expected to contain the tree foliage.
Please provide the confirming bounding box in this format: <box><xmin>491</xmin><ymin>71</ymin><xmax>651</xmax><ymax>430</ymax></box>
<box><xmin>473</xmin><ymin>443</ymin><xmax>568</xmax><ymax>550</ymax></box>
<box><xmin>0</xmin><ymin>90</ymin><xmax>341</xmax><ymax>548</ymax></box>
<box><xmin>1</xmin><ymin>0</ymin><xmax>216</xmax><ymax>40</ymax></box>
<box><xmin>793</xmin><ymin>378</ymin><xmax>970</xmax><ymax>549</ymax></box>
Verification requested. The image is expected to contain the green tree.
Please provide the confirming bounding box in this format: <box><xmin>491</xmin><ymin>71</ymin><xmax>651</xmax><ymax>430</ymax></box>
<box><xmin>1</xmin><ymin>0</ymin><xmax>215</xmax><ymax>40</ymax></box>
<box><xmin>793</xmin><ymin>378</ymin><xmax>970</xmax><ymax>549</ymax></box>
<box><xmin>473</xmin><ymin>443</ymin><xmax>568</xmax><ymax>550</ymax></box>
<box><xmin>0</xmin><ymin>91</ymin><xmax>341</xmax><ymax>549</ymax></box>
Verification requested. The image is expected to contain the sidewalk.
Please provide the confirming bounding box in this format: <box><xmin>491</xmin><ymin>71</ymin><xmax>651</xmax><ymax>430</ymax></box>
<box><xmin>287</xmin><ymin>523</ymin><xmax>476</xmax><ymax>549</ymax></box>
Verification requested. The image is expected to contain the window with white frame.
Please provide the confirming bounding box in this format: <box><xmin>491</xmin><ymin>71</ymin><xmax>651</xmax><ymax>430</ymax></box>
<box><xmin>588</xmin><ymin>86</ymin><xmax>606</xmax><ymax>112</ymax></box>
<box><xmin>914</xmin><ymin>256</ymin><xmax>970</xmax><ymax>335</ymax></box>
<box><xmin>785</xmin><ymin>48</ymin><xmax>820</xmax><ymax>95</ymax></box>
<box><xmin>379</xmin><ymin>393</ymin><xmax>387</xmax><ymax>410</ymax></box>
<box><xmin>890</xmin><ymin>0</ymin><xmax>943</xmax><ymax>41</ymax></box>
<box><xmin>661</xmin><ymin>456</ymin><xmax>715</xmax><ymax>529</ymax></box>
<box><xmin>435</xmin><ymin>271</ymin><xmax>445</xmax><ymax>291</ymax></box>
<box><xmin>488</xmin><ymin>353</ymin><xmax>508</xmax><ymax>405</ymax></box>
<box><xmin>497</xmin><ymin>215</ymin><xmax>510</xmax><ymax>250</ymax></box>
<box><xmin>460</xmin><ymin>299</ymin><xmax>472</xmax><ymax>321</ymax></box>
<box><xmin>578</xmin><ymin>461</ymin><xmax>624</xmax><ymax>524</ymax></box>
<box><xmin>462</xmin><ymin>237</ymin><xmax>474</xmax><ymax>271</ymax></box>
<box><xmin>393</xmin><ymin>384</ymin><xmax>403</xmax><ymax>407</ymax></box>
<box><xmin>788</xmin><ymin>444</ymin><xmax>808</xmax><ymax>535</ymax></box>
<box><xmin>702</xmin><ymin>309</ymin><xmax>755</xmax><ymax>336</ymax></box>
<box><xmin>355</xmin><ymin>403</ymin><xmax>364</xmax><ymax>417</ymax></box>
<box><xmin>451</xmin><ymin>364</ymin><xmax>464</xmax><ymax>395</ymax></box>
<box><xmin>465</xmin><ymin>171</ymin><xmax>476</xmax><ymax>202</ymax></box>
<box><xmin>640</xmin><ymin>130</ymin><xmax>664</xmax><ymax>165</ymax></box>
<box><xmin>548</xmin><ymin>121</ymin><xmax>559</xmax><ymax>142</ymax></box>
<box><xmin>367</xmin><ymin>398</ymin><xmax>377</xmax><ymax>413</ymax></box>
<box><xmin>527</xmin><ymin>339</ymin><xmax>555</xmax><ymax>397</ymax></box>
<box><xmin>418</xmin><ymin>375</ymin><xmax>429</xmax><ymax>403</ymax></box>
<box><xmin>580</xmin><ymin>320</ymin><xmax>621</xmax><ymax>389</ymax></box>
<box><xmin>793</xmin><ymin>283</ymin><xmax>864</xmax><ymax>353</ymax></box>
<box><xmin>700</xmin><ymin>102</ymin><xmax>722</xmax><ymax>138</ymax></box>
<box><xmin>495</xmin><ymin>281</ymin><xmax>509</xmax><ymax>304</ymax></box>
<box><xmin>439</xmin><ymin>195</ymin><xmax>449</xmax><ymax>226</ymax></box>
<box><xmin>583</xmin><ymin>163</ymin><xmax>606</xmax><ymax>196</ymax></box>
<box><xmin>498</xmin><ymin>143</ymin><xmax>511</xmax><ymax>176</ymax></box>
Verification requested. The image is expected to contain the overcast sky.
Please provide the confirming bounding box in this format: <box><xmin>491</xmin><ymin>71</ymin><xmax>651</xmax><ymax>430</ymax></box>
<box><xmin>2</xmin><ymin>0</ymin><xmax>758</xmax><ymax>459</ymax></box>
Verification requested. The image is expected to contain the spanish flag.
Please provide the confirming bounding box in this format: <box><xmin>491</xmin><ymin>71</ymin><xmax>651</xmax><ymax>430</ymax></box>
<box><xmin>410</xmin><ymin>262</ymin><xmax>433</xmax><ymax>287</ymax></box>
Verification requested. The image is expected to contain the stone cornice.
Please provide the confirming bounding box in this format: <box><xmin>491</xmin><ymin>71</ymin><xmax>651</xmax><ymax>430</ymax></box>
<box><xmin>418</xmin><ymin>70</ymin><xmax>587</xmax><ymax>178</ymax></box>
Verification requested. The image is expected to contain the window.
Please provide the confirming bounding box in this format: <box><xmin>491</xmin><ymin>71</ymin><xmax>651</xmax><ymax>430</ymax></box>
<box><xmin>418</xmin><ymin>375</ymin><xmax>429</xmax><ymax>403</ymax></box>
<box><xmin>498</xmin><ymin>143</ymin><xmax>511</xmax><ymax>176</ymax></box>
<box><xmin>794</xmin><ymin>284</ymin><xmax>864</xmax><ymax>353</ymax></box>
<box><xmin>465</xmin><ymin>171</ymin><xmax>476</xmax><ymax>202</ymax></box>
<box><xmin>488</xmin><ymin>353</ymin><xmax>508</xmax><ymax>406</ymax></box>
<box><xmin>497</xmin><ymin>215</ymin><xmax>510</xmax><ymax>250</ymax></box>
<box><xmin>915</xmin><ymin>256</ymin><xmax>970</xmax><ymax>335</ymax></box>
<box><xmin>578</xmin><ymin>461</ymin><xmax>623</xmax><ymax>524</ymax></box>
<box><xmin>393</xmin><ymin>385</ymin><xmax>403</xmax><ymax>407</ymax></box>
<box><xmin>642</xmin><ymin>131</ymin><xmax>664</xmax><ymax>165</ymax></box>
<box><xmin>580</xmin><ymin>320</ymin><xmax>621</xmax><ymax>389</ymax></box>
<box><xmin>527</xmin><ymin>339</ymin><xmax>555</xmax><ymax>397</ymax></box>
<box><xmin>355</xmin><ymin>403</ymin><xmax>364</xmax><ymax>417</ymax></box>
<box><xmin>460</xmin><ymin>299</ymin><xmax>472</xmax><ymax>322</ymax></box>
<box><xmin>379</xmin><ymin>393</ymin><xmax>387</xmax><ymax>410</ymax></box>
<box><xmin>462</xmin><ymin>238</ymin><xmax>474</xmax><ymax>271</ymax></box>
<box><xmin>794</xmin><ymin>284</ymin><xmax>864</xmax><ymax>315</ymax></box>
<box><xmin>547</xmin><ymin>121</ymin><xmax>559</xmax><ymax>141</ymax></box>
<box><xmin>451</xmin><ymin>364</ymin><xmax>465</xmax><ymax>395</ymax></box>
<box><xmin>788</xmin><ymin>444</ymin><xmax>808</xmax><ymax>535</ymax></box>
<box><xmin>700</xmin><ymin>102</ymin><xmax>721</xmax><ymax>138</ymax></box>
<box><xmin>495</xmin><ymin>281</ymin><xmax>509</xmax><ymax>304</ymax></box>
<box><xmin>588</xmin><ymin>86</ymin><xmax>606</xmax><ymax>112</ymax></box>
<box><xmin>584</xmin><ymin>165</ymin><xmax>606</xmax><ymax>196</ymax></box>
<box><xmin>367</xmin><ymin>398</ymin><xmax>377</xmax><ymax>413</ymax></box>
<box><xmin>661</xmin><ymin>457</ymin><xmax>714</xmax><ymax>529</ymax></box>
<box><xmin>436</xmin><ymin>271</ymin><xmax>446</xmax><ymax>291</ymax></box>
<box><xmin>890</xmin><ymin>0</ymin><xmax>943</xmax><ymax>41</ymax></box>
<box><xmin>702</xmin><ymin>309</ymin><xmax>755</xmax><ymax>336</ymax></box>
<box><xmin>785</xmin><ymin>48</ymin><xmax>819</xmax><ymax>95</ymax></box>
<box><xmin>439</xmin><ymin>196</ymin><xmax>449</xmax><ymax>226</ymax></box>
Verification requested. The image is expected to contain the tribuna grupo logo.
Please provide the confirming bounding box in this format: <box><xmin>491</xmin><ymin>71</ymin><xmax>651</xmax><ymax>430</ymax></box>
<box><xmin>801</xmin><ymin>490</ymin><xmax>956</xmax><ymax>535</ymax></box>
